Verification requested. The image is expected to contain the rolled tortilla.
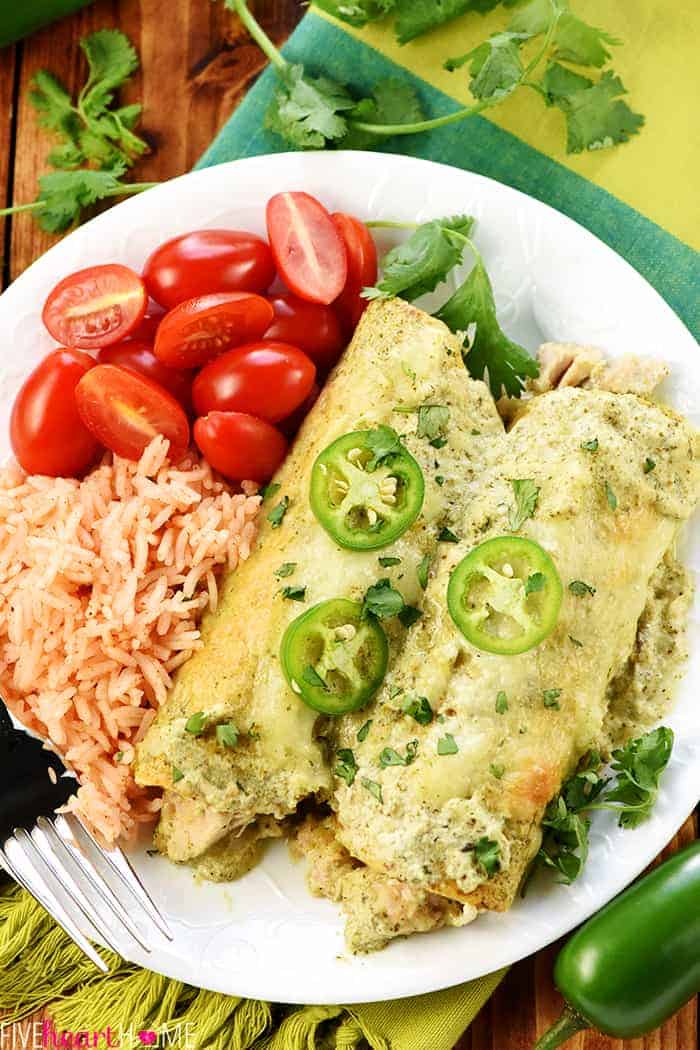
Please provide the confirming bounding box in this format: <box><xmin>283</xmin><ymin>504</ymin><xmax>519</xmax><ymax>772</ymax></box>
<box><xmin>135</xmin><ymin>298</ymin><xmax>505</xmax><ymax>862</ymax></box>
<box><xmin>331</xmin><ymin>387</ymin><xmax>700</xmax><ymax>909</ymax></box>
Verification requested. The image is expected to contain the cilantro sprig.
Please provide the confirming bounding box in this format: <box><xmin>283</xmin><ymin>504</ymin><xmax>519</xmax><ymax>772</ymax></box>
<box><xmin>227</xmin><ymin>0</ymin><xmax>642</xmax><ymax>157</ymax></box>
<box><xmin>529</xmin><ymin>727</ymin><xmax>674</xmax><ymax>887</ymax></box>
<box><xmin>0</xmin><ymin>31</ymin><xmax>155</xmax><ymax>232</ymax></box>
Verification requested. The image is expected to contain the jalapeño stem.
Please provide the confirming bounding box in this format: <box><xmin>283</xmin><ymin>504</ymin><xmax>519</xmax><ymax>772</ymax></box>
<box><xmin>533</xmin><ymin>1006</ymin><xmax>589</xmax><ymax>1050</ymax></box>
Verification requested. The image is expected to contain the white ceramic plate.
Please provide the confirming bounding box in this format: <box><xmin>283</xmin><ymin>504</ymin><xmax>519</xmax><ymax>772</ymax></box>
<box><xmin>1</xmin><ymin>152</ymin><xmax>698</xmax><ymax>1005</ymax></box>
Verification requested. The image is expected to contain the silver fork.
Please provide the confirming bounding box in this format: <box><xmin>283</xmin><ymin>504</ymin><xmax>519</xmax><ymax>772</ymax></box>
<box><xmin>0</xmin><ymin>812</ymin><xmax>173</xmax><ymax>972</ymax></box>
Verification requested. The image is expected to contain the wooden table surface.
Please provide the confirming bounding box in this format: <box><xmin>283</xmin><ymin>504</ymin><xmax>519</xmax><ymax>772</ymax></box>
<box><xmin>0</xmin><ymin>2</ymin><xmax>697</xmax><ymax>1047</ymax></box>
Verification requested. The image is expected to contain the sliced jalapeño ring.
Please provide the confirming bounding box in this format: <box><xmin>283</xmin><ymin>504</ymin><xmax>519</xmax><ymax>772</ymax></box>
<box><xmin>310</xmin><ymin>429</ymin><xmax>424</xmax><ymax>551</ymax></box>
<box><xmin>281</xmin><ymin>598</ymin><xmax>388</xmax><ymax>715</ymax></box>
<box><xmin>447</xmin><ymin>536</ymin><xmax>563</xmax><ymax>655</ymax></box>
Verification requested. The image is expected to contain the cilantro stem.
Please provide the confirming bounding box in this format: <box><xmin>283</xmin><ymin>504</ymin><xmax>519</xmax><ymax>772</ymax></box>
<box><xmin>365</xmin><ymin>221</ymin><xmax>419</xmax><ymax>230</ymax></box>
<box><xmin>230</xmin><ymin>0</ymin><xmax>287</xmax><ymax>73</ymax></box>
<box><xmin>0</xmin><ymin>182</ymin><xmax>158</xmax><ymax>220</ymax></box>
<box><xmin>351</xmin><ymin>0</ymin><xmax>562</xmax><ymax>140</ymax></box>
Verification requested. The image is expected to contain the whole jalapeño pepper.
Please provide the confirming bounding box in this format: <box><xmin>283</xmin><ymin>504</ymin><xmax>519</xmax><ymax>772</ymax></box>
<box><xmin>535</xmin><ymin>841</ymin><xmax>700</xmax><ymax>1047</ymax></box>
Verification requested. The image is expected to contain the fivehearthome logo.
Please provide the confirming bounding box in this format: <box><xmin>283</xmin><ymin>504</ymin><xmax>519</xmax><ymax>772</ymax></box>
<box><xmin>0</xmin><ymin>1022</ymin><xmax>197</xmax><ymax>1049</ymax></box>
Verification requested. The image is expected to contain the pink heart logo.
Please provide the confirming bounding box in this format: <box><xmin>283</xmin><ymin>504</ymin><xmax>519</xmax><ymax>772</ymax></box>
<box><xmin>138</xmin><ymin>1033</ymin><xmax>157</xmax><ymax>1046</ymax></box>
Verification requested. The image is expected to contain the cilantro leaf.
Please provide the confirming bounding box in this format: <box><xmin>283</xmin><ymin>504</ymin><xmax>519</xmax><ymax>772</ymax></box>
<box><xmin>435</xmin><ymin>256</ymin><xmax>539</xmax><ymax>398</ymax></box>
<box><xmin>378</xmin><ymin>556</ymin><xmax>402</xmax><ymax>567</ymax></box>
<box><xmin>267</xmin><ymin>496</ymin><xmax>289</xmax><ymax>528</ymax></box>
<box><xmin>581</xmin><ymin>438</ymin><xmax>599</xmax><ymax>452</ymax></box>
<box><xmin>402</xmin><ymin>695</ymin><xmax>434</xmax><ymax>725</ymax></box>
<box><xmin>314</xmin><ymin>0</ymin><xmax>396</xmax><ymax>27</ymax></box>
<box><xmin>569</xmin><ymin>579</ymin><xmax>596</xmax><ymax>597</ymax></box>
<box><xmin>362</xmin><ymin>777</ymin><xmax>383</xmax><ymax>803</ymax></box>
<box><xmin>525</xmin><ymin>572</ymin><xmax>545</xmax><ymax>595</ymax></box>
<box><xmin>260</xmin><ymin>481</ymin><xmax>280</xmax><ymax>501</ymax></box>
<box><xmin>543</xmin><ymin>688</ymin><xmax>562</xmax><ymax>710</ymax></box>
<box><xmin>80</xmin><ymin>29</ymin><xmax>139</xmax><ymax>110</ymax></box>
<box><xmin>417</xmin><ymin>553</ymin><xmax>432</xmax><ymax>590</ymax></box>
<box><xmin>185</xmin><ymin>712</ymin><xmax>207</xmax><ymax>736</ymax></box>
<box><xmin>302</xmin><ymin>665</ymin><xmax>329</xmax><ymax>691</ymax></box>
<box><xmin>395</xmin><ymin>0</ymin><xmax>503</xmax><ymax>45</ymax></box>
<box><xmin>445</xmin><ymin>31</ymin><xmax>529</xmax><ymax>102</ymax></box>
<box><xmin>275</xmin><ymin>563</ymin><xmax>297</xmax><ymax>578</ymax></box>
<box><xmin>29</xmin><ymin>71</ymin><xmax>81</xmax><ymax>143</ymax></box>
<box><xmin>335</xmin><ymin>748</ymin><xmax>359</xmax><ymax>786</ymax></box>
<box><xmin>605</xmin><ymin>481</ymin><xmax>618</xmax><ymax>511</ymax></box>
<box><xmin>265</xmin><ymin>64</ymin><xmax>357</xmax><ymax>150</ymax></box>
<box><xmin>508</xmin><ymin>478</ymin><xmax>540</xmax><ymax>531</ymax></box>
<box><xmin>644</xmin><ymin>457</ymin><xmax>656</xmax><ymax>474</ymax></box>
<box><xmin>341</xmin><ymin>79</ymin><xmax>426</xmax><ymax>150</ymax></box>
<box><xmin>280</xmin><ymin>585</ymin><xmax>306</xmax><ymax>602</ymax></box>
<box><xmin>438</xmin><ymin>526</ymin><xmax>460</xmax><ymax>543</ymax></box>
<box><xmin>216</xmin><ymin>723</ymin><xmax>239</xmax><ymax>749</ymax></box>
<box><xmin>495</xmin><ymin>691</ymin><xmax>508</xmax><ymax>714</ymax></box>
<box><xmin>542</xmin><ymin>64</ymin><xmax>644</xmax><ymax>154</ymax></box>
<box><xmin>364</xmin><ymin>425</ymin><xmax>402</xmax><ymax>470</ymax></box>
<box><xmin>437</xmin><ymin>733</ymin><xmax>459</xmax><ymax>756</ymax></box>
<box><xmin>31</xmin><ymin>167</ymin><xmax>133</xmax><ymax>233</ymax></box>
<box><xmin>509</xmin><ymin>0</ymin><xmax>620</xmax><ymax>68</ymax></box>
<box><xmin>474</xmin><ymin>836</ymin><xmax>501</xmax><ymax>876</ymax></box>
<box><xmin>379</xmin><ymin>740</ymin><xmax>418</xmax><ymax>767</ymax></box>
<box><xmin>362</xmin><ymin>578</ymin><xmax>405</xmax><ymax>619</ymax></box>
<box><xmin>417</xmin><ymin>404</ymin><xmax>450</xmax><ymax>444</ymax></box>
<box><xmin>357</xmin><ymin>720</ymin><xmax>373</xmax><ymax>742</ymax></box>
<box><xmin>172</xmin><ymin>766</ymin><xmax>184</xmax><ymax>784</ymax></box>
<box><xmin>595</xmin><ymin>727</ymin><xmax>674</xmax><ymax>828</ymax></box>
<box><xmin>366</xmin><ymin>215</ymin><xmax>474</xmax><ymax>302</ymax></box>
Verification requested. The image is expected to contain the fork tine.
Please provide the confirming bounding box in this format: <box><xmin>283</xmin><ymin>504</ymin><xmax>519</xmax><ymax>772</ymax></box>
<box><xmin>65</xmin><ymin>815</ymin><xmax>173</xmax><ymax>940</ymax></box>
<box><xmin>37</xmin><ymin>817</ymin><xmax>152</xmax><ymax>954</ymax></box>
<box><xmin>14</xmin><ymin>827</ymin><xmax>123</xmax><ymax>957</ymax></box>
<box><xmin>0</xmin><ymin>843</ymin><xmax>108</xmax><ymax>973</ymax></box>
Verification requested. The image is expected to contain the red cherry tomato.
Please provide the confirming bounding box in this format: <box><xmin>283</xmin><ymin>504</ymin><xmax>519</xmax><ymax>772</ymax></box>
<box><xmin>193</xmin><ymin>341</ymin><xmax>316</xmax><ymax>423</ymax></box>
<box><xmin>97</xmin><ymin>340</ymin><xmax>193</xmax><ymax>410</ymax></box>
<box><xmin>331</xmin><ymin>213</ymin><xmax>378</xmax><ymax>332</ymax></box>
<box><xmin>143</xmin><ymin>230</ymin><xmax>276</xmax><ymax>310</ymax></box>
<box><xmin>154</xmin><ymin>292</ymin><xmax>274</xmax><ymax>369</ymax></box>
<box><xmin>194</xmin><ymin>412</ymin><xmax>287</xmax><ymax>484</ymax></box>
<box><xmin>265</xmin><ymin>294</ymin><xmax>345</xmax><ymax>372</ymax></box>
<box><xmin>130</xmin><ymin>301</ymin><xmax>166</xmax><ymax>341</ymax></box>
<box><xmin>42</xmin><ymin>264</ymin><xmax>147</xmax><ymax>349</ymax></box>
<box><xmin>279</xmin><ymin>381</ymin><xmax>321</xmax><ymax>439</ymax></box>
<box><xmin>76</xmin><ymin>364</ymin><xmax>190</xmax><ymax>462</ymax></box>
<box><xmin>10</xmin><ymin>349</ymin><xmax>101</xmax><ymax>477</ymax></box>
<box><xmin>266</xmin><ymin>192</ymin><xmax>347</xmax><ymax>306</ymax></box>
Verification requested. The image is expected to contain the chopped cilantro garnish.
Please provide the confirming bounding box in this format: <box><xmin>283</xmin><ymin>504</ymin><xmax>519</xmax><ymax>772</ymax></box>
<box><xmin>417</xmin><ymin>404</ymin><xmax>450</xmax><ymax>444</ymax></box>
<box><xmin>438</xmin><ymin>526</ymin><xmax>460</xmax><ymax>543</ymax></box>
<box><xmin>357</xmin><ymin>719</ymin><xmax>373</xmax><ymax>742</ymax></box>
<box><xmin>216</xmin><ymin>723</ymin><xmax>239</xmax><ymax>749</ymax></box>
<box><xmin>489</xmin><ymin>762</ymin><xmax>505</xmax><ymax>779</ymax></box>
<box><xmin>378</xmin><ymin>556</ymin><xmax>401</xmax><ymax>567</ymax></box>
<box><xmin>495</xmin><ymin>691</ymin><xmax>508</xmax><ymax>714</ymax></box>
<box><xmin>185</xmin><ymin>712</ymin><xmax>207</xmax><ymax>736</ymax></box>
<box><xmin>267</xmin><ymin>495</ymin><xmax>289</xmax><ymax>528</ymax></box>
<box><xmin>402</xmin><ymin>695</ymin><xmax>434</xmax><ymax>725</ymax></box>
<box><xmin>281</xmin><ymin>585</ymin><xmax>306</xmax><ymax>602</ymax></box>
<box><xmin>508</xmin><ymin>479</ymin><xmax>540</xmax><ymax>531</ymax></box>
<box><xmin>543</xmin><ymin>688</ymin><xmax>562</xmax><ymax>709</ymax></box>
<box><xmin>302</xmin><ymin>665</ymin><xmax>328</xmax><ymax>691</ymax></box>
<box><xmin>525</xmin><ymin>571</ymin><xmax>545</xmax><ymax>595</ymax></box>
<box><xmin>417</xmin><ymin>553</ymin><xmax>432</xmax><ymax>590</ymax></box>
<box><xmin>605</xmin><ymin>481</ymin><xmax>618</xmax><ymax>511</ymax></box>
<box><xmin>437</xmin><ymin>733</ymin><xmax>459</xmax><ymax>756</ymax></box>
<box><xmin>569</xmin><ymin>579</ymin><xmax>596</xmax><ymax>597</ymax></box>
<box><xmin>364</xmin><ymin>425</ymin><xmax>402</xmax><ymax>471</ymax></box>
<box><xmin>398</xmin><ymin>605</ymin><xmax>423</xmax><ymax>628</ymax></box>
<box><xmin>172</xmin><ymin>766</ymin><xmax>184</xmax><ymax>784</ymax></box>
<box><xmin>362</xmin><ymin>578</ymin><xmax>405</xmax><ymax>619</ymax></box>
<box><xmin>474</xmin><ymin>837</ymin><xmax>501</xmax><ymax>877</ymax></box>
<box><xmin>580</xmin><ymin>438</ymin><xmax>599</xmax><ymax>452</ymax></box>
<box><xmin>275</xmin><ymin>562</ymin><xmax>296</xmax><ymax>578</ymax></box>
<box><xmin>335</xmin><ymin>748</ymin><xmax>358</xmax><ymax>787</ymax></box>
<box><xmin>260</xmin><ymin>481</ymin><xmax>280</xmax><ymax>501</ymax></box>
<box><xmin>644</xmin><ymin>457</ymin><xmax>656</xmax><ymax>474</ymax></box>
<box><xmin>379</xmin><ymin>740</ymin><xmax>418</xmax><ymax>768</ymax></box>
<box><xmin>361</xmin><ymin>777</ymin><xmax>383</xmax><ymax>803</ymax></box>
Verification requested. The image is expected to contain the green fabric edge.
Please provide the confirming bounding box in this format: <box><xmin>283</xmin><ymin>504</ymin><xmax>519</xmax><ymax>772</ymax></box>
<box><xmin>197</xmin><ymin>11</ymin><xmax>699</xmax><ymax>341</ymax></box>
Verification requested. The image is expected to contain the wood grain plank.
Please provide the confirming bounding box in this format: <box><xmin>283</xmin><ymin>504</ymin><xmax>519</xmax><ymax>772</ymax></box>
<box><xmin>8</xmin><ymin>0</ymin><xmax>302</xmax><ymax>280</ymax></box>
<box><xmin>0</xmin><ymin>42</ymin><xmax>17</xmax><ymax>284</ymax></box>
